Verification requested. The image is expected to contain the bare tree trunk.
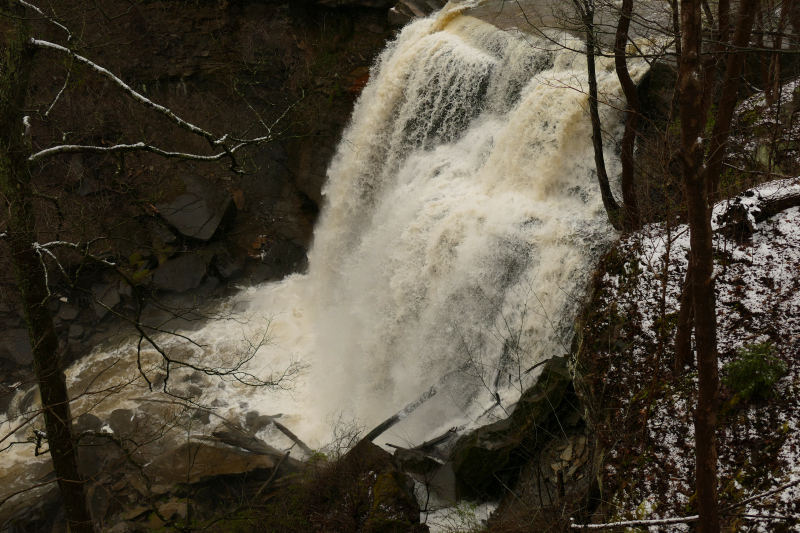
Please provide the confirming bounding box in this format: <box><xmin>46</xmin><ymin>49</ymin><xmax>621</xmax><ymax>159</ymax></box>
<box><xmin>717</xmin><ymin>0</ymin><xmax>732</xmax><ymax>43</ymax></box>
<box><xmin>614</xmin><ymin>0</ymin><xmax>641</xmax><ymax>229</ymax></box>
<box><xmin>582</xmin><ymin>3</ymin><xmax>623</xmax><ymax>230</ymax></box>
<box><xmin>679</xmin><ymin>1</ymin><xmax>720</xmax><ymax>533</ymax></box>
<box><xmin>0</xmin><ymin>2</ymin><xmax>94</xmax><ymax>532</ymax></box>
<box><xmin>770</xmin><ymin>0</ymin><xmax>792</xmax><ymax>101</ymax></box>
<box><xmin>706</xmin><ymin>0</ymin><xmax>758</xmax><ymax>198</ymax></box>
<box><xmin>757</xmin><ymin>1</ymin><xmax>773</xmax><ymax>106</ymax></box>
<box><xmin>674</xmin><ymin>260</ymin><xmax>695</xmax><ymax>371</ymax></box>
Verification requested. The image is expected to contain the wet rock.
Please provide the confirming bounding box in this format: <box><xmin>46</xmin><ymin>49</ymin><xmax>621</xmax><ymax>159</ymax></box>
<box><xmin>393</xmin><ymin>448</ymin><xmax>442</xmax><ymax>477</ymax></box>
<box><xmin>232</xmin><ymin>189</ymin><xmax>245</xmax><ymax>210</ymax></box>
<box><xmin>0</xmin><ymin>329</ymin><xmax>32</xmax><ymax>365</ymax></box>
<box><xmin>146</xmin><ymin>220</ymin><xmax>177</xmax><ymax>245</ymax></box>
<box><xmin>122</xmin><ymin>506</ymin><xmax>151</xmax><ymax>521</ymax></box>
<box><xmin>145</xmin><ymin>514</ymin><xmax>166</xmax><ymax>529</ymax></box>
<box><xmin>152</xmin><ymin>253</ymin><xmax>208</xmax><ymax>293</ymax></box>
<box><xmin>88</xmin><ymin>482</ymin><xmax>123</xmax><ymax>527</ymax></box>
<box><xmin>108</xmin><ymin>409</ymin><xmax>139</xmax><ymax>437</ymax></box>
<box><xmin>75</xmin><ymin>413</ymin><xmax>103</xmax><ymax>433</ymax></box>
<box><xmin>68</xmin><ymin>324</ymin><xmax>84</xmax><ymax>339</ymax></box>
<box><xmin>92</xmin><ymin>282</ymin><xmax>121</xmax><ymax>319</ymax></box>
<box><xmin>339</xmin><ymin>439</ymin><xmax>427</xmax><ymax>533</ymax></box>
<box><xmin>118</xmin><ymin>280</ymin><xmax>132</xmax><ymax>297</ymax></box>
<box><xmin>157</xmin><ymin>501</ymin><xmax>187</xmax><ymax>520</ymax></box>
<box><xmin>57</xmin><ymin>303</ymin><xmax>79</xmax><ymax>320</ymax></box>
<box><xmin>215</xmin><ymin>250</ymin><xmax>245</xmax><ymax>280</ymax></box>
<box><xmin>107</xmin><ymin>521</ymin><xmax>147</xmax><ymax>533</ymax></box>
<box><xmin>245</xmin><ymin>411</ymin><xmax>281</xmax><ymax>433</ymax></box>
<box><xmin>449</xmin><ymin>356</ymin><xmax>572</xmax><ymax>499</ymax></box>
<box><xmin>259</xmin><ymin>237</ymin><xmax>307</xmax><ymax>280</ymax></box>
<box><xmin>155</xmin><ymin>174</ymin><xmax>236</xmax><ymax>241</ymax></box>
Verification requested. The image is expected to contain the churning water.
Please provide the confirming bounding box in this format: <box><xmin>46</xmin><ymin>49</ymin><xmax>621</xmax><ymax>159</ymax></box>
<box><xmin>1</xmin><ymin>4</ymin><xmax>646</xmax><ymax>508</ymax></box>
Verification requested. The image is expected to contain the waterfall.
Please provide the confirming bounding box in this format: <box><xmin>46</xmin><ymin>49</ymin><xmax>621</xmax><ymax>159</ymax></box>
<box><xmin>1</xmin><ymin>6</ymin><xmax>646</xmax><ymax>501</ymax></box>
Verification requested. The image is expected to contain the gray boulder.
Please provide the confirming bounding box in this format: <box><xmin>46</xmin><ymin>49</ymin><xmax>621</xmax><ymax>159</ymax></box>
<box><xmin>449</xmin><ymin>356</ymin><xmax>573</xmax><ymax>499</ymax></box>
<box><xmin>155</xmin><ymin>174</ymin><xmax>236</xmax><ymax>241</ymax></box>
<box><xmin>260</xmin><ymin>237</ymin><xmax>308</xmax><ymax>280</ymax></box>
<box><xmin>153</xmin><ymin>253</ymin><xmax>208</xmax><ymax>293</ymax></box>
<box><xmin>92</xmin><ymin>282</ymin><xmax>121</xmax><ymax>319</ymax></box>
<box><xmin>57</xmin><ymin>303</ymin><xmax>80</xmax><ymax>320</ymax></box>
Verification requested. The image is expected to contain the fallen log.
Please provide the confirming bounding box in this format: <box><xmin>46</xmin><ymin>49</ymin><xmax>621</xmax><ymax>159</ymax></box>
<box><xmin>713</xmin><ymin>178</ymin><xmax>800</xmax><ymax>240</ymax></box>
<box><xmin>272</xmin><ymin>421</ymin><xmax>314</xmax><ymax>455</ymax></box>
<box><xmin>212</xmin><ymin>426</ymin><xmax>304</xmax><ymax>472</ymax></box>
<box><xmin>364</xmin><ymin>363</ymin><xmax>471</xmax><ymax>442</ymax></box>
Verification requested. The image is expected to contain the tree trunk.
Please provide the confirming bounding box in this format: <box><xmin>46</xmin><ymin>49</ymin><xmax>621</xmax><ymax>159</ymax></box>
<box><xmin>756</xmin><ymin>2</ymin><xmax>773</xmax><ymax>106</ymax></box>
<box><xmin>679</xmin><ymin>1</ymin><xmax>720</xmax><ymax>533</ymax></box>
<box><xmin>706</xmin><ymin>0</ymin><xmax>758</xmax><ymax>198</ymax></box>
<box><xmin>0</xmin><ymin>2</ymin><xmax>94</xmax><ymax>532</ymax></box>
<box><xmin>614</xmin><ymin>0</ymin><xmax>641</xmax><ymax>229</ymax></box>
<box><xmin>583</xmin><ymin>6</ymin><xmax>623</xmax><ymax>231</ymax></box>
<box><xmin>674</xmin><ymin>260</ymin><xmax>694</xmax><ymax>371</ymax></box>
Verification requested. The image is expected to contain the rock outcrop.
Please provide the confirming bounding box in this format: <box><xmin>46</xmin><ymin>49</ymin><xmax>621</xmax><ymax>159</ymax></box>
<box><xmin>449</xmin><ymin>356</ymin><xmax>576</xmax><ymax>499</ymax></box>
<box><xmin>155</xmin><ymin>174</ymin><xmax>236</xmax><ymax>241</ymax></box>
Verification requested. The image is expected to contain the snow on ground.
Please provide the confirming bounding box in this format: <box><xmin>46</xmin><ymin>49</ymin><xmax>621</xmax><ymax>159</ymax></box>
<box><xmin>587</xmin><ymin>181</ymin><xmax>800</xmax><ymax>531</ymax></box>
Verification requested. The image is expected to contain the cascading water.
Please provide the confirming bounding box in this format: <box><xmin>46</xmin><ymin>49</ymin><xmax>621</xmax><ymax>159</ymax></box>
<box><xmin>0</xmin><ymin>3</ymin><xmax>647</xmax><ymax>509</ymax></box>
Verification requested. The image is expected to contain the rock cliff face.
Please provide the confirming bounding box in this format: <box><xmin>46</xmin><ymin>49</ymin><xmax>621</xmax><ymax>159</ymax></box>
<box><xmin>0</xmin><ymin>0</ymin><xmax>400</xmax><ymax>370</ymax></box>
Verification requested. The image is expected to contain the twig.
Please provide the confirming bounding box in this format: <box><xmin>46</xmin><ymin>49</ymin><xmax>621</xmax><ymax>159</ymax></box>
<box><xmin>570</xmin><ymin>476</ymin><xmax>800</xmax><ymax>529</ymax></box>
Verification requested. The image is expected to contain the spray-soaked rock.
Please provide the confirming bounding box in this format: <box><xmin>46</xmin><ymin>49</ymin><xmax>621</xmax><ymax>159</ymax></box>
<box><xmin>449</xmin><ymin>356</ymin><xmax>574</xmax><ymax>499</ymax></box>
<box><xmin>152</xmin><ymin>253</ymin><xmax>208</xmax><ymax>293</ymax></box>
<box><xmin>328</xmin><ymin>439</ymin><xmax>428</xmax><ymax>533</ymax></box>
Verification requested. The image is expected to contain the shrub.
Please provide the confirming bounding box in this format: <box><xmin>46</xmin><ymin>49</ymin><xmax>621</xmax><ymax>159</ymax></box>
<box><xmin>722</xmin><ymin>342</ymin><xmax>788</xmax><ymax>401</ymax></box>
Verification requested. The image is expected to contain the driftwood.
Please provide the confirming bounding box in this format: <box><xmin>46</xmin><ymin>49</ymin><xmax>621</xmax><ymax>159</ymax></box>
<box><xmin>386</xmin><ymin>443</ymin><xmax>445</xmax><ymax>465</ymax></box>
<box><xmin>714</xmin><ymin>178</ymin><xmax>800</xmax><ymax>240</ymax></box>
<box><xmin>211</xmin><ymin>426</ymin><xmax>304</xmax><ymax>472</ymax></box>
<box><xmin>364</xmin><ymin>363</ymin><xmax>471</xmax><ymax>442</ymax></box>
<box><xmin>272</xmin><ymin>421</ymin><xmax>314</xmax><ymax>455</ymax></box>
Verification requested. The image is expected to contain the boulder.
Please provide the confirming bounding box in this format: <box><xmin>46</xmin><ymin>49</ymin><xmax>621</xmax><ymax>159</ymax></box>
<box><xmin>57</xmin><ymin>303</ymin><xmax>79</xmax><ymax>320</ymax></box>
<box><xmin>157</xmin><ymin>501</ymin><xmax>187</xmax><ymax>521</ymax></box>
<box><xmin>393</xmin><ymin>447</ymin><xmax>442</xmax><ymax>476</ymax></box>
<box><xmin>155</xmin><ymin>174</ymin><xmax>236</xmax><ymax>241</ymax></box>
<box><xmin>107</xmin><ymin>408</ymin><xmax>141</xmax><ymax>437</ymax></box>
<box><xmin>68</xmin><ymin>324</ymin><xmax>84</xmax><ymax>339</ymax></box>
<box><xmin>259</xmin><ymin>237</ymin><xmax>308</xmax><ymax>281</ymax></box>
<box><xmin>92</xmin><ymin>282</ymin><xmax>121</xmax><ymax>319</ymax></box>
<box><xmin>152</xmin><ymin>253</ymin><xmax>208</xmax><ymax>293</ymax></box>
<box><xmin>74</xmin><ymin>413</ymin><xmax>103</xmax><ymax>433</ymax></box>
<box><xmin>331</xmin><ymin>439</ymin><xmax>427</xmax><ymax>533</ymax></box>
<box><xmin>449</xmin><ymin>356</ymin><xmax>573</xmax><ymax>499</ymax></box>
<box><xmin>211</xmin><ymin>244</ymin><xmax>246</xmax><ymax>281</ymax></box>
